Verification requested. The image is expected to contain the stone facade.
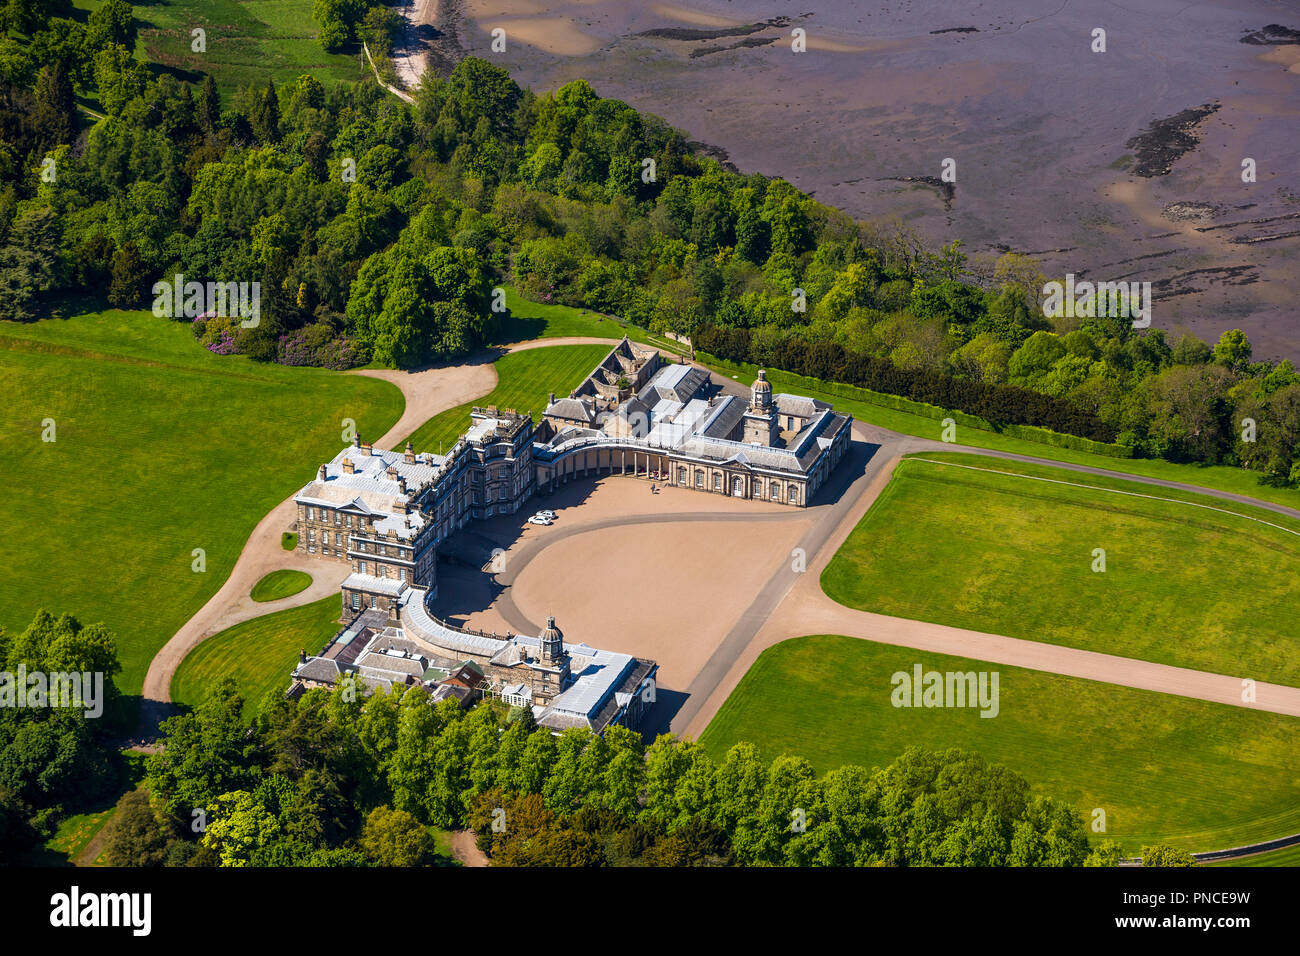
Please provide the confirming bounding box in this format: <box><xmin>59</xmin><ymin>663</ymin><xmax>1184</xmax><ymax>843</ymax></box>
<box><xmin>293</xmin><ymin>407</ymin><xmax>535</xmax><ymax>621</ymax></box>
<box><xmin>534</xmin><ymin>345</ymin><xmax>853</xmax><ymax>508</ymax></box>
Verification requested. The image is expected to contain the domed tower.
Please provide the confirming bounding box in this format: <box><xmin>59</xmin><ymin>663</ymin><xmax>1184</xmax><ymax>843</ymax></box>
<box><xmin>539</xmin><ymin>615</ymin><xmax>564</xmax><ymax>663</ymax></box>
<box><xmin>743</xmin><ymin>370</ymin><xmax>779</xmax><ymax>446</ymax></box>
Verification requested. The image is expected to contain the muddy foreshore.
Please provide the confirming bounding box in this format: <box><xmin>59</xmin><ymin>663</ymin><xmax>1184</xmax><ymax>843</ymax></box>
<box><xmin>425</xmin><ymin>0</ymin><xmax>1300</xmax><ymax>359</ymax></box>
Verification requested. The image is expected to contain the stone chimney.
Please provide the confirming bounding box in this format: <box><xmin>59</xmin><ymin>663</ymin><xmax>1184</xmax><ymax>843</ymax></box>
<box><xmin>398</xmin><ymin>476</ymin><xmax>407</xmax><ymax>495</ymax></box>
<box><xmin>299</xmin><ymin>648</ymin><xmax>307</xmax><ymax>664</ymax></box>
<box><xmin>404</xmin><ymin>440</ymin><xmax>416</xmax><ymax>464</ymax></box>
<box><xmin>548</xmin><ymin>392</ymin><xmax>556</xmax><ymax>405</ymax></box>
<box><xmin>360</xmin><ymin>439</ymin><xmax>373</xmax><ymax>456</ymax></box>
<box><xmin>318</xmin><ymin>464</ymin><xmax>327</xmax><ymax>481</ymax></box>
<box><xmin>342</xmin><ymin>457</ymin><xmax>355</xmax><ymax>474</ymax></box>
<box><xmin>354</xmin><ymin>434</ymin><xmax>361</xmax><ymax>448</ymax></box>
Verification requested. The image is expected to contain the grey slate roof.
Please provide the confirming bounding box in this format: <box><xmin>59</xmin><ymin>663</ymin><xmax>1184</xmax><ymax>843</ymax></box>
<box><xmin>545</xmin><ymin>397</ymin><xmax>597</xmax><ymax>424</ymax></box>
<box><xmin>775</xmin><ymin>394</ymin><xmax>830</xmax><ymax>419</ymax></box>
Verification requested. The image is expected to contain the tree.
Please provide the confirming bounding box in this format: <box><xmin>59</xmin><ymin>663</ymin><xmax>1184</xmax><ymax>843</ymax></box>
<box><xmin>0</xmin><ymin>207</ymin><xmax>61</xmax><ymax>320</ymax></box>
<box><xmin>1008</xmin><ymin>330</ymin><xmax>1067</xmax><ymax>385</ymax></box>
<box><xmin>312</xmin><ymin>0</ymin><xmax>365</xmax><ymax>53</ymax></box>
<box><xmin>198</xmin><ymin>74</ymin><xmax>220</xmax><ymax>133</ymax></box>
<box><xmin>734</xmin><ymin>206</ymin><xmax>770</xmax><ymax>264</ymax></box>
<box><xmin>31</xmin><ymin>61</ymin><xmax>76</xmax><ymax>153</ymax></box>
<box><xmin>1212</xmin><ymin>328</ymin><xmax>1252</xmax><ymax>372</ymax></box>
<box><xmin>108</xmin><ymin>241</ymin><xmax>149</xmax><ymax>307</ymax></box>
<box><xmin>101</xmin><ymin>789</ymin><xmax>173</xmax><ymax>867</ymax></box>
<box><xmin>202</xmin><ymin>789</ymin><xmax>284</xmax><ymax>867</ymax></box>
<box><xmin>87</xmin><ymin>0</ymin><xmax>136</xmax><ymax>51</ymax></box>
<box><xmin>1</xmin><ymin>0</ymin><xmax>52</xmax><ymax>34</ymax></box>
<box><xmin>145</xmin><ymin>679</ymin><xmax>258</xmax><ymax>820</ymax></box>
<box><xmin>1084</xmin><ymin>840</ymin><xmax>1125</xmax><ymax>867</ymax></box>
<box><xmin>1141</xmin><ymin>843</ymin><xmax>1196</xmax><ymax>867</ymax></box>
<box><xmin>1143</xmin><ymin>364</ymin><xmax>1233</xmax><ymax>462</ymax></box>
<box><xmin>93</xmin><ymin>43</ymin><xmax>148</xmax><ymax>115</ymax></box>
<box><xmin>252</xmin><ymin>78</ymin><xmax>280</xmax><ymax>145</ymax></box>
<box><xmin>360</xmin><ymin>805</ymin><xmax>434</xmax><ymax>866</ymax></box>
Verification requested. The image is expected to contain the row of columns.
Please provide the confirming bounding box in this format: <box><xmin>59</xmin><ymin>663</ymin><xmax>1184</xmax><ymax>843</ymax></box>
<box><xmin>542</xmin><ymin>446</ymin><xmax>807</xmax><ymax>506</ymax></box>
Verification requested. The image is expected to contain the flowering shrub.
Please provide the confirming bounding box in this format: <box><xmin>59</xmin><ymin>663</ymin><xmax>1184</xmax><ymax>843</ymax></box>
<box><xmin>195</xmin><ymin>315</ymin><xmax>240</xmax><ymax>354</ymax></box>
<box><xmin>193</xmin><ymin>316</ymin><xmax>366</xmax><ymax>369</ymax></box>
<box><xmin>277</xmin><ymin>324</ymin><xmax>367</xmax><ymax>370</ymax></box>
<box><xmin>207</xmin><ymin>328</ymin><xmax>240</xmax><ymax>355</ymax></box>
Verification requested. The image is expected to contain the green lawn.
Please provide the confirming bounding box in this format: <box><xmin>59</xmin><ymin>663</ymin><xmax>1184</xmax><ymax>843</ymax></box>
<box><xmin>73</xmin><ymin>0</ymin><xmax>370</xmax><ymax>94</ymax></box>
<box><xmin>171</xmin><ymin>595</ymin><xmax>342</xmax><ymax>718</ymax></box>
<box><xmin>251</xmin><ymin>569</ymin><xmax>312</xmax><ymax>602</ymax></box>
<box><xmin>699</xmin><ymin>635</ymin><xmax>1300</xmax><ymax>852</ymax></box>
<box><xmin>402</xmin><ymin>344</ymin><xmax>613</xmax><ymax>454</ymax></box>
<box><xmin>0</xmin><ymin>309</ymin><xmax>401</xmax><ymax>694</ymax></box>
<box><xmin>45</xmin><ymin>807</ymin><xmax>117</xmax><ymax>864</ymax></box>
<box><xmin>491</xmin><ymin>287</ymin><xmax>658</xmax><ymax>347</ymax></box>
<box><xmin>700</xmin><ymin>353</ymin><xmax>1300</xmax><ymax>512</ymax></box>
<box><xmin>821</xmin><ymin>453</ymin><xmax>1300</xmax><ymax>686</ymax></box>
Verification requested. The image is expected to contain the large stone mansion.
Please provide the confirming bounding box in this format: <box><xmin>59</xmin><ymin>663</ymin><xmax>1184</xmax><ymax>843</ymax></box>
<box><xmin>533</xmin><ymin>338</ymin><xmax>852</xmax><ymax>505</ymax></box>
<box><xmin>286</xmin><ymin>341</ymin><xmax>852</xmax><ymax>735</ymax></box>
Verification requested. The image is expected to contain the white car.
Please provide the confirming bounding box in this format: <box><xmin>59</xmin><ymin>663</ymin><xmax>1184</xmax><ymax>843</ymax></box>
<box><xmin>527</xmin><ymin>515</ymin><xmax>552</xmax><ymax>526</ymax></box>
<box><xmin>534</xmin><ymin>510</ymin><xmax>557</xmax><ymax>520</ymax></box>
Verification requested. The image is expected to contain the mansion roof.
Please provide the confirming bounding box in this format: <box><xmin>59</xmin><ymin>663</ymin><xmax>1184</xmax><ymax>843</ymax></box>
<box><xmin>397</xmin><ymin>588</ymin><xmax>652</xmax><ymax>731</ymax></box>
<box><xmin>294</xmin><ymin>444</ymin><xmax>445</xmax><ymax>540</ymax></box>
<box><xmin>535</xmin><ymin>339</ymin><xmax>852</xmax><ymax>479</ymax></box>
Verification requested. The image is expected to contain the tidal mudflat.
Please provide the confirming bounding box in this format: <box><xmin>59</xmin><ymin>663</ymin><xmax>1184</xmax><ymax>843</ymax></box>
<box><xmin>433</xmin><ymin>0</ymin><xmax>1300</xmax><ymax>358</ymax></box>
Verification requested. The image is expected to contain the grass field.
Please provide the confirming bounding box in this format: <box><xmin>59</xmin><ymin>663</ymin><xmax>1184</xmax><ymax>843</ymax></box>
<box><xmin>821</xmin><ymin>453</ymin><xmax>1300</xmax><ymax>686</ymax></box>
<box><xmin>0</xmin><ymin>309</ymin><xmax>401</xmax><ymax>694</ymax></box>
<box><xmin>491</xmin><ymin>287</ymin><xmax>659</xmax><ymax>348</ymax></box>
<box><xmin>250</xmin><ymin>569</ymin><xmax>312</xmax><ymax>602</ymax></box>
<box><xmin>1209</xmin><ymin>843</ymin><xmax>1300</xmax><ymax>867</ymax></box>
<box><xmin>699</xmin><ymin>635</ymin><xmax>1300</xmax><ymax>852</ymax></box>
<box><xmin>71</xmin><ymin>0</ymin><xmax>369</xmax><ymax>94</ymax></box>
<box><xmin>44</xmin><ymin>807</ymin><xmax>117</xmax><ymax>864</ymax></box>
<box><xmin>402</xmin><ymin>344</ymin><xmax>613</xmax><ymax>453</ymax></box>
<box><xmin>171</xmin><ymin>595</ymin><xmax>341</xmax><ymax>717</ymax></box>
<box><xmin>701</xmin><ymin>353</ymin><xmax>1300</xmax><ymax>512</ymax></box>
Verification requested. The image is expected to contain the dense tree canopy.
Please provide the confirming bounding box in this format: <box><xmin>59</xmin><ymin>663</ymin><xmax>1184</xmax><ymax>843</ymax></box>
<box><xmin>90</xmin><ymin>677</ymin><xmax>1120</xmax><ymax>868</ymax></box>
<box><xmin>2</xmin><ymin>13</ymin><xmax>1297</xmax><ymax>477</ymax></box>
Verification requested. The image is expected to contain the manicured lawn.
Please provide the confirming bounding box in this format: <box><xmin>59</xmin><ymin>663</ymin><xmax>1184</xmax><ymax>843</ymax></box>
<box><xmin>282</xmin><ymin>532</ymin><xmax>298</xmax><ymax>551</ymax></box>
<box><xmin>171</xmin><ymin>595</ymin><xmax>342</xmax><ymax>718</ymax></box>
<box><xmin>491</xmin><ymin>287</ymin><xmax>657</xmax><ymax>347</ymax></box>
<box><xmin>402</xmin><ymin>344</ymin><xmax>613</xmax><ymax>453</ymax></box>
<box><xmin>0</xmin><ymin>309</ymin><xmax>401</xmax><ymax>695</ymax></box>
<box><xmin>699</xmin><ymin>635</ymin><xmax>1300</xmax><ymax>852</ymax></box>
<box><xmin>251</xmin><ymin>569</ymin><xmax>313</xmax><ymax>602</ymax></box>
<box><xmin>1209</xmin><ymin>843</ymin><xmax>1300</xmax><ymax>867</ymax></box>
<box><xmin>700</xmin><ymin>353</ymin><xmax>1300</xmax><ymax>512</ymax></box>
<box><xmin>821</xmin><ymin>453</ymin><xmax>1300</xmax><ymax>686</ymax></box>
